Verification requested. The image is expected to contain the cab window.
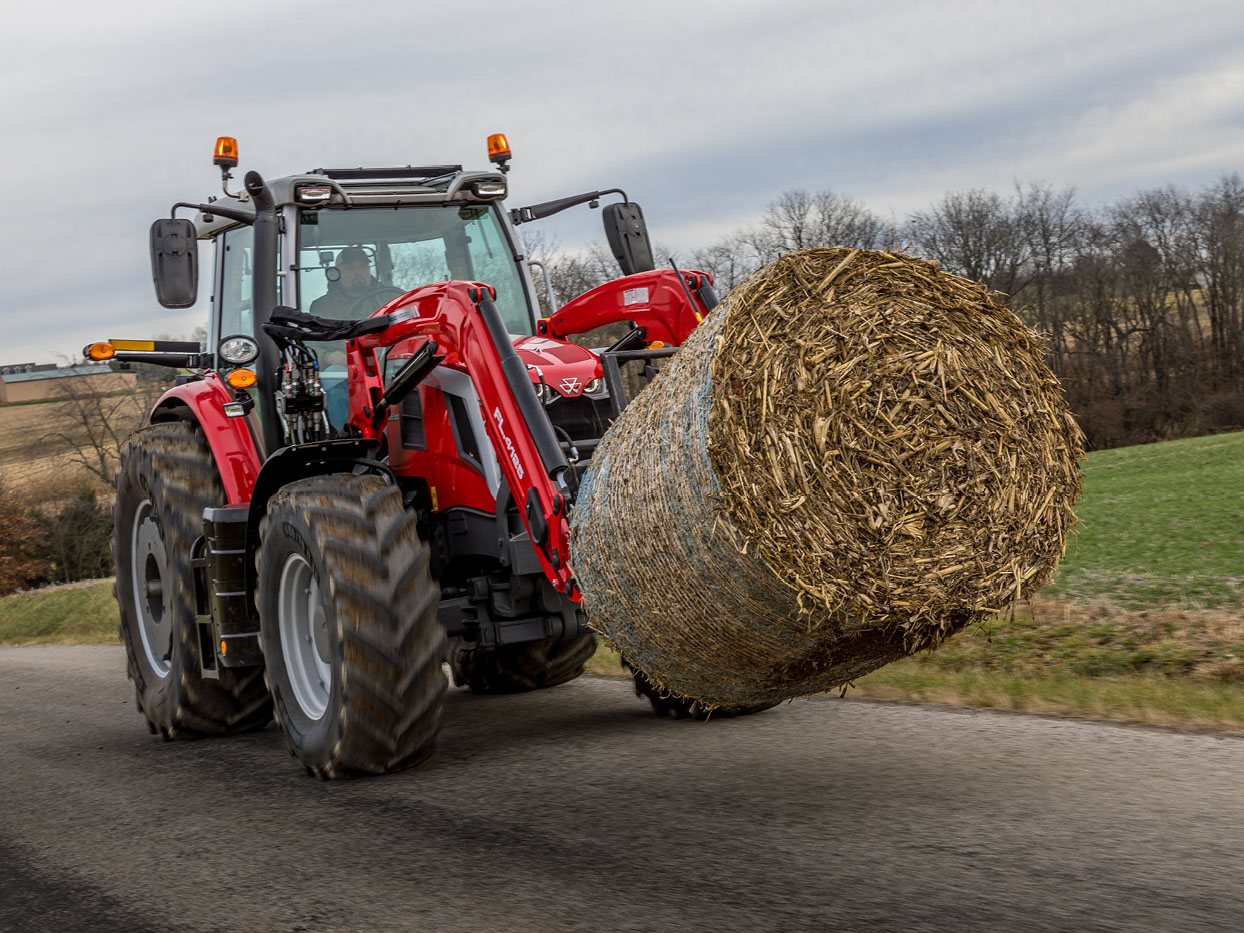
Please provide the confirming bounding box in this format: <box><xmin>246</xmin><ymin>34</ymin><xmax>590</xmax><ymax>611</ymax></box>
<box><xmin>297</xmin><ymin>205</ymin><xmax>533</xmax><ymax>335</ymax></box>
<box><xmin>219</xmin><ymin>226</ymin><xmax>255</xmax><ymax>337</ymax></box>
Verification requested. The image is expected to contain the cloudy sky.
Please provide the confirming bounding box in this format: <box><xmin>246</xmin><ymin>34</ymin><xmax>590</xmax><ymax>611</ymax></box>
<box><xmin>2</xmin><ymin>0</ymin><xmax>1242</xmax><ymax>364</ymax></box>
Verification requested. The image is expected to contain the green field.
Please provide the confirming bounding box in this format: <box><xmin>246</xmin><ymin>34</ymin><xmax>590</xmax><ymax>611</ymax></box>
<box><xmin>4</xmin><ymin>431</ymin><xmax>1243</xmax><ymax>730</ymax></box>
<box><xmin>1047</xmin><ymin>431</ymin><xmax>1244</xmax><ymax>608</ymax></box>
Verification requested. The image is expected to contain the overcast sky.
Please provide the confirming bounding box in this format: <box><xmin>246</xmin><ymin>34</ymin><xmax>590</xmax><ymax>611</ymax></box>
<box><xmin>2</xmin><ymin>0</ymin><xmax>1242</xmax><ymax>364</ymax></box>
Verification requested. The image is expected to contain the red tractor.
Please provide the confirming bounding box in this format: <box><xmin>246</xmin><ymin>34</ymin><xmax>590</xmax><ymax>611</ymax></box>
<box><xmin>93</xmin><ymin>135</ymin><xmax>732</xmax><ymax>778</ymax></box>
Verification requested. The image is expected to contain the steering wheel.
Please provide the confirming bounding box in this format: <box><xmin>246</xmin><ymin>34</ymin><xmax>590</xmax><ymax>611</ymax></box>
<box><xmin>347</xmin><ymin>285</ymin><xmax>406</xmax><ymax>320</ymax></box>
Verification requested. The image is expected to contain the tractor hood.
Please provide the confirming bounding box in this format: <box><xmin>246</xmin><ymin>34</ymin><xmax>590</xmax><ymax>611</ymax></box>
<box><xmin>513</xmin><ymin>336</ymin><xmax>603</xmax><ymax>399</ymax></box>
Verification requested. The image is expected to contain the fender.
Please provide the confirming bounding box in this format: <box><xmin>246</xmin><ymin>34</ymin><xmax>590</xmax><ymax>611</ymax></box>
<box><xmin>149</xmin><ymin>374</ymin><xmax>263</xmax><ymax>504</ymax></box>
<box><xmin>242</xmin><ymin>438</ymin><xmax>393</xmax><ymax>593</ymax></box>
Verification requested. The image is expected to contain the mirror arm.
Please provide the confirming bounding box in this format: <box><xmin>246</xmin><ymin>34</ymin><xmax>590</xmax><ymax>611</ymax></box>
<box><xmin>171</xmin><ymin>201</ymin><xmax>255</xmax><ymax>225</ymax></box>
<box><xmin>510</xmin><ymin>188</ymin><xmax>629</xmax><ymax>225</ymax></box>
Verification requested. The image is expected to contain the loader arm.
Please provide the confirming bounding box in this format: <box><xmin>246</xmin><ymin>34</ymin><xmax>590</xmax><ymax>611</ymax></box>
<box><xmin>537</xmin><ymin>268</ymin><xmax>717</xmax><ymax>344</ymax></box>
<box><xmin>343</xmin><ymin>281</ymin><xmax>578</xmax><ymax>597</ymax></box>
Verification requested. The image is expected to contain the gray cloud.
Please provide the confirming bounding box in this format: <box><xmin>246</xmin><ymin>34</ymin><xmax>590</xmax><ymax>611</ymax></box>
<box><xmin>2</xmin><ymin>0</ymin><xmax>1243</xmax><ymax>362</ymax></box>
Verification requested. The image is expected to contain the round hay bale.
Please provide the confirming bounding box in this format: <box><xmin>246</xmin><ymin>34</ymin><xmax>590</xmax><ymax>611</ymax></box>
<box><xmin>571</xmin><ymin>247</ymin><xmax>1083</xmax><ymax>709</ymax></box>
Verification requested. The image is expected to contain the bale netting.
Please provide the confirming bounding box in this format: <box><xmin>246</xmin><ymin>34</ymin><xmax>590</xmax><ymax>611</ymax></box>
<box><xmin>571</xmin><ymin>247</ymin><xmax>1084</xmax><ymax>710</ymax></box>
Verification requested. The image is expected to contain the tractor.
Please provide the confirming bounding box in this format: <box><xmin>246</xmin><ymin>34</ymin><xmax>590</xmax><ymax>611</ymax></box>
<box><xmin>92</xmin><ymin>134</ymin><xmax>758</xmax><ymax>779</ymax></box>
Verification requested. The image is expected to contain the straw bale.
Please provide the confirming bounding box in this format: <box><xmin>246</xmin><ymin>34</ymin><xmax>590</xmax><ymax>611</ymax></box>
<box><xmin>571</xmin><ymin>248</ymin><xmax>1083</xmax><ymax>709</ymax></box>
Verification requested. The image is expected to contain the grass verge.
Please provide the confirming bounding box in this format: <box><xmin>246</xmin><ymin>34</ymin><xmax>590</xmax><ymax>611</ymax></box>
<box><xmin>0</xmin><ymin>580</ymin><xmax>118</xmax><ymax>645</ymax></box>
<box><xmin>851</xmin><ymin>668</ymin><xmax>1244</xmax><ymax>732</ymax></box>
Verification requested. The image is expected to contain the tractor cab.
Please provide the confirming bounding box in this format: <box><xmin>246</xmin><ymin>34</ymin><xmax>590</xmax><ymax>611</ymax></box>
<box><xmin>170</xmin><ymin>140</ymin><xmax>668</xmax><ymax>453</ymax></box>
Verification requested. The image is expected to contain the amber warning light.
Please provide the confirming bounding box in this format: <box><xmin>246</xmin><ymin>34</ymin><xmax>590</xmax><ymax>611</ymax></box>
<box><xmin>487</xmin><ymin>133</ymin><xmax>511</xmax><ymax>172</ymax></box>
<box><xmin>85</xmin><ymin>342</ymin><xmax>115</xmax><ymax>361</ymax></box>
<box><xmin>214</xmin><ymin>136</ymin><xmax>239</xmax><ymax>168</ymax></box>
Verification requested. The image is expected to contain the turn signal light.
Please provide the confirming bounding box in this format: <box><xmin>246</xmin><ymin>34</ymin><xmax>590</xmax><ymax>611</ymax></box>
<box><xmin>487</xmin><ymin>133</ymin><xmax>511</xmax><ymax>164</ymax></box>
<box><xmin>85</xmin><ymin>341</ymin><xmax>115</xmax><ymax>361</ymax></box>
<box><xmin>225</xmin><ymin>368</ymin><xmax>257</xmax><ymax>389</ymax></box>
<box><xmin>220</xmin><ymin>640</ymin><xmax>228</xmax><ymax>656</ymax></box>
<box><xmin>214</xmin><ymin>136</ymin><xmax>239</xmax><ymax>168</ymax></box>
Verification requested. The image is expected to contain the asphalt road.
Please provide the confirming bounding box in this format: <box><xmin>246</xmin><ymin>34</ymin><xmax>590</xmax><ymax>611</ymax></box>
<box><xmin>2</xmin><ymin>646</ymin><xmax>1242</xmax><ymax>932</ymax></box>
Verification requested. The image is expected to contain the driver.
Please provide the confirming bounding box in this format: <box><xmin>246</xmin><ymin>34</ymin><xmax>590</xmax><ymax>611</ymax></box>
<box><xmin>310</xmin><ymin>247</ymin><xmax>378</xmax><ymax>318</ymax></box>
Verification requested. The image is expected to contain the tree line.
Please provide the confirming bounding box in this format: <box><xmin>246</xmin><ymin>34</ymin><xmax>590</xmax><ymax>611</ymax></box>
<box><xmin>528</xmin><ymin>175</ymin><xmax>1244</xmax><ymax>450</ymax></box>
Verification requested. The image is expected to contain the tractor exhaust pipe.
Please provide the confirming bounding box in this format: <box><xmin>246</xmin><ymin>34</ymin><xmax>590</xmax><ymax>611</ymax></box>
<box><xmin>243</xmin><ymin>170</ymin><xmax>285</xmax><ymax>456</ymax></box>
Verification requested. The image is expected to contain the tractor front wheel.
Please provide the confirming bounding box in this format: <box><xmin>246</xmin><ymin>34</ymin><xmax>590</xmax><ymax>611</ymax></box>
<box><xmin>114</xmin><ymin>422</ymin><xmax>272</xmax><ymax>739</ymax></box>
<box><xmin>257</xmin><ymin>474</ymin><xmax>446</xmax><ymax>778</ymax></box>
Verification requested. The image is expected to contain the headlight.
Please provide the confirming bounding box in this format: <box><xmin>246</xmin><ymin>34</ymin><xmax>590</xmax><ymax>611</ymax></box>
<box><xmin>584</xmin><ymin>378</ymin><xmax>605</xmax><ymax>395</ymax></box>
<box><xmin>218</xmin><ymin>334</ymin><xmax>260</xmax><ymax>366</ymax></box>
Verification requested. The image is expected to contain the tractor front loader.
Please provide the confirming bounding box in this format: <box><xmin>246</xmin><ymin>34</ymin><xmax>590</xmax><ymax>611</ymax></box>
<box><xmin>93</xmin><ymin>134</ymin><xmax>732</xmax><ymax>778</ymax></box>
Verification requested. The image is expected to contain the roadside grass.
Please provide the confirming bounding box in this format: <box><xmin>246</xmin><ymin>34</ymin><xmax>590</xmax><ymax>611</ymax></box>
<box><xmin>850</xmin><ymin>668</ymin><xmax>1244</xmax><ymax>731</ymax></box>
<box><xmin>0</xmin><ymin>579</ymin><xmax>118</xmax><ymax>645</ymax></box>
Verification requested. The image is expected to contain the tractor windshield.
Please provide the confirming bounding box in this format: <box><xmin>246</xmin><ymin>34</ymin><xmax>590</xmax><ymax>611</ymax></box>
<box><xmin>297</xmin><ymin>204</ymin><xmax>534</xmax><ymax>335</ymax></box>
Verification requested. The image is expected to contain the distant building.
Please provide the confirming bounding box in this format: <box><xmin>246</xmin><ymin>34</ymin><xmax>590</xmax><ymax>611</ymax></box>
<box><xmin>0</xmin><ymin>362</ymin><xmax>56</xmax><ymax>376</ymax></box>
<box><xmin>0</xmin><ymin>364</ymin><xmax>138</xmax><ymax>404</ymax></box>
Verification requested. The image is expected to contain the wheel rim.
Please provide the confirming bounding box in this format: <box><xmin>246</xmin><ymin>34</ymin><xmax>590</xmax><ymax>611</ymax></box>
<box><xmin>131</xmin><ymin>499</ymin><xmax>172</xmax><ymax>678</ymax></box>
<box><xmin>278</xmin><ymin>554</ymin><xmax>332</xmax><ymax>721</ymax></box>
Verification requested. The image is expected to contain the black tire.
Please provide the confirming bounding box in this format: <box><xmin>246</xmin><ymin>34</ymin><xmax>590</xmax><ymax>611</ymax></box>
<box><xmin>256</xmin><ymin>473</ymin><xmax>446</xmax><ymax>778</ymax></box>
<box><xmin>451</xmin><ymin>632</ymin><xmax>597</xmax><ymax>694</ymax></box>
<box><xmin>625</xmin><ymin>660</ymin><xmax>780</xmax><ymax>720</ymax></box>
<box><xmin>114</xmin><ymin>422</ymin><xmax>272</xmax><ymax>739</ymax></box>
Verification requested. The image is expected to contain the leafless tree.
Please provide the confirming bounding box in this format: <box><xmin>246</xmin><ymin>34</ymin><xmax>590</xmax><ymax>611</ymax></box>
<box><xmin>38</xmin><ymin>361</ymin><xmax>166</xmax><ymax>488</ymax></box>
<box><xmin>752</xmin><ymin>189</ymin><xmax>895</xmax><ymax>262</ymax></box>
<box><xmin>907</xmin><ymin>188</ymin><xmax>1027</xmax><ymax>294</ymax></box>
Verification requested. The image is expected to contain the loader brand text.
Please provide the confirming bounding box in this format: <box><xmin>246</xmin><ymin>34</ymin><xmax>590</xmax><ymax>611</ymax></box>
<box><xmin>493</xmin><ymin>407</ymin><xmax>524</xmax><ymax>479</ymax></box>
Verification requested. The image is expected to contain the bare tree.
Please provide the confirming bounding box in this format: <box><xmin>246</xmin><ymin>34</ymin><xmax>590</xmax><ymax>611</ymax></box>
<box><xmin>753</xmin><ymin>189</ymin><xmax>894</xmax><ymax>262</ymax></box>
<box><xmin>1192</xmin><ymin>173</ymin><xmax>1244</xmax><ymax>380</ymax></box>
<box><xmin>38</xmin><ymin>362</ymin><xmax>165</xmax><ymax>488</ymax></box>
<box><xmin>689</xmin><ymin>232</ymin><xmax>760</xmax><ymax>293</ymax></box>
<box><xmin>907</xmin><ymin>188</ymin><xmax>1027</xmax><ymax>294</ymax></box>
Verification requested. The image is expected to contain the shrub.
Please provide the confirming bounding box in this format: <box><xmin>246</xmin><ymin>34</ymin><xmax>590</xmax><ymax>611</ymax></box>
<box><xmin>0</xmin><ymin>480</ymin><xmax>50</xmax><ymax>595</ymax></box>
<box><xmin>40</xmin><ymin>486</ymin><xmax>114</xmax><ymax>585</ymax></box>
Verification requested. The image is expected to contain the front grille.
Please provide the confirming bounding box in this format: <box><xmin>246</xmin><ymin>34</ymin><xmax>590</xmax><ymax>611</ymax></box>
<box><xmin>547</xmin><ymin>395</ymin><xmax>611</xmax><ymax>446</ymax></box>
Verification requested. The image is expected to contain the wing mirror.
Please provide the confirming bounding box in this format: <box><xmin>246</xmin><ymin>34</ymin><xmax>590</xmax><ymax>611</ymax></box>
<box><xmin>150</xmin><ymin>218</ymin><xmax>199</xmax><ymax>308</ymax></box>
<box><xmin>603</xmin><ymin>202</ymin><xmax>655</xmax><ymax>276</ymax></box>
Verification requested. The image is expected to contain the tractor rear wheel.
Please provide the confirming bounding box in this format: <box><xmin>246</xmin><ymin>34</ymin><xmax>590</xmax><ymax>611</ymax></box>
<box><xmin>451</xmin><ymin>632</ymin><xmax>597</xmax><ymax>694</ymax></box>
<box><xmin>256</xmin><ymin>473</ymin><xmax>446</xmax><ymax>778</ymax></box>
<box><xmin>114</xmin><ymin>422</ymin><xmax>272</xmax><ymax>739</ymax></box>
<box><xmin>625</xmin><ymin>660</ymin><xmax>780</xmax><ymax>720</ymax></box>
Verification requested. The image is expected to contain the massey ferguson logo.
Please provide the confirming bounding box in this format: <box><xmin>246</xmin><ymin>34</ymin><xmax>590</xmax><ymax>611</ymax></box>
<box><xmin>560</xmin><ymin>376</ymin><xmax>582</xmax><ymax>395</ymax></box>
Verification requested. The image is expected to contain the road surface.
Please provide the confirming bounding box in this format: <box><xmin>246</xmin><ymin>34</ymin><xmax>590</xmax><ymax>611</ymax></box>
<box><xmin>2</xmin><ymin>645</ymin><xmax>1242</xmax><ymax>932</ymax></box>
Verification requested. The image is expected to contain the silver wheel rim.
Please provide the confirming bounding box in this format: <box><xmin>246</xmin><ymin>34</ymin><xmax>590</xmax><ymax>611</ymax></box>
<box><xmin>131</xmin><ymin>499</ymin><xmax>172</xmax><ymax>678</ymax></box>
<box><xmin>278</xmin><ymin>554</ymin><xmax>332</xmax><ymax>721</ymax></box>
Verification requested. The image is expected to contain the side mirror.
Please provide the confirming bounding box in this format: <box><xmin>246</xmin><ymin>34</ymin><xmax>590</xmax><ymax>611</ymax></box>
<box><xmin>150</xmin><ymin>218</ymin><xmax>199</xmax><ymax>308</ymax></box>
<box><xmin>603</xmin><ymin>202</ymin><xmax>655</xmax><ymax>276</ymax></box>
